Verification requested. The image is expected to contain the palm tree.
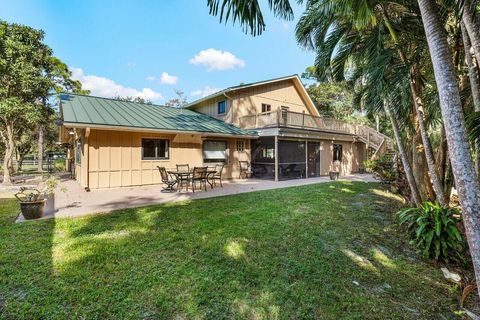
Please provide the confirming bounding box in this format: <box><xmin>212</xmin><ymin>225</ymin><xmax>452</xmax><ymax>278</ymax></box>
<box><xmin>461</xmin><ymin>0</ymin><xmax>480</xmax><ymax>68</ymax></box>
<box><xmin>417</xmin><ymin>0</ymin><xmax>480</xmax><ymax>297</ymax></box>
<box><xmin>295</xmin><ymin>0</ymin><xmax>447</xmax><ymax>204</ymax></box>
<box><xmin>461</xmin><ymin>21</ymin><xmax>480</xmax><ymax>177</ymax></box>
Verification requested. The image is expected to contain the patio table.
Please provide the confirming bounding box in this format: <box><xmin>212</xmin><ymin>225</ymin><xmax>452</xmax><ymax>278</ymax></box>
<box><xmin>167</xmin><ymin>169</ymin><xmax>217</xmax><ymax>191</ymax></box>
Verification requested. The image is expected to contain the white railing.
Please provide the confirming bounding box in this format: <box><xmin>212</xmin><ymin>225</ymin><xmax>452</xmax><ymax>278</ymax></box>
<box><xmin>238</xmin><ymin>109</ymin><xmax>393</xmax><ymax>156</ymax></box>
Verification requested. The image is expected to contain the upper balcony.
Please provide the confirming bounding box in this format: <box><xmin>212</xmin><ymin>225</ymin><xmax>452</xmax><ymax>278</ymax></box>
<box><xmin>238</xmin><ymin>109</ymin><xmax>393</xmax><ymax>156</ymax></box>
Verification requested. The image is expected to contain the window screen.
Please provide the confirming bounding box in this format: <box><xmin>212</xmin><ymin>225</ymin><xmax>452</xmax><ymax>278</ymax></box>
<box><xmin>75</xmin><ymin>139</ymin><xmax>82</xmax><ymax>164</ymax></box>
<box><xmin>333</xmin><ymin>144</ymin><xmax>343</xmax><ymax>162</ymax></box>
<box><xmin>142</xmin><ymin>139</ymin><xmax>169</xmax><ymax>159</ymax></box>
<box><xmin>203</xmin><ymin>140</ymin><xmax>228</xmax><ymax>163</ymax></box>
<box><xmin>218</xmin><ymin>100</ymin><xmax>226</xmax><ymax>114</ymax></box>
<box><xmin>261</xmin><ymin>103</ymin><xmax>271</xmax><ymax>113</ymax></box>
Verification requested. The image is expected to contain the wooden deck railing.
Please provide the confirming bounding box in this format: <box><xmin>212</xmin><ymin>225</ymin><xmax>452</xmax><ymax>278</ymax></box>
<box><xmin>238</xmin><ymin>109</ymin><xmax>393</xmax><ymax>156</ymax></box>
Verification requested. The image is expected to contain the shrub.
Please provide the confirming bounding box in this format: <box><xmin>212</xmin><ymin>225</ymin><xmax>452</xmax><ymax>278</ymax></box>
<box><xmin>364</xmin><ymin>156</ymin><xmax>395</xmax><ymax>184</ymax></box>
<box><xmin>397</xmin><ymin>202</ymin><xmax>466</xmax><ymax>263</ymax></box>
<box><xmin>54</xmin><ymin>158</ymin><xmax>66</xmax><ymax>172</ymax></box>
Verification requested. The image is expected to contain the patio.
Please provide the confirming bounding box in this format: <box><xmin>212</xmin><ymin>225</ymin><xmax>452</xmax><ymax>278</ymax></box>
<box><xmin>18</xmin><ymin>174</ymin><xmax>376</xmax><ymax>220</ymax></box>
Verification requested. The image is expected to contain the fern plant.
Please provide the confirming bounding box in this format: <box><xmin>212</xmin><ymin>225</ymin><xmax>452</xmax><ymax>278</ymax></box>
<box><xmin>397</xmin><ymin>202</ymin><xmax>466</xmax><ymax>263</ymax></box>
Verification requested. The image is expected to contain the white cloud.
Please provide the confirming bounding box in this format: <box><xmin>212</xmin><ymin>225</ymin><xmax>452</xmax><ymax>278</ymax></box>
<box><xmin>282</xmin><ymin>22</ymin><xmax>290</xmax><ymax>30</ymax></box>
<box><xmin>160</xmin><ymin>72</ymin><xmax>178</xmax><ymax>85</ymax></box>
<box><xmin>191</xmin><ymin>86</ymin><xmax>222</xmax><ymax>97</ymax></box>
<box><xmin>70</xmin><ymin>67</ymin><xmax>163</xmax><ymax>101</ymax></box>
<box><xmin>145</xmin><ymin>75</ymin><xmax>156</xmax><ymax>81</ymax></box>
<box><xmin>189</xmin><ymin>48</ymin><xmax>245</xmax><ymax>71</ymax></box>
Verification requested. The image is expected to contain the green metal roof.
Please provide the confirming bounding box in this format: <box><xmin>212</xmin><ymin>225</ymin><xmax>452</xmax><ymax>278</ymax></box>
<box><xmin>184</xmin><ymin>74</ymin><xmax>299</xmax><ymax>108</ymax></box>
<box><xmin>60</xmin><ymin>93</ymin><xmax>257</xmax><ymax>136</ymax></box>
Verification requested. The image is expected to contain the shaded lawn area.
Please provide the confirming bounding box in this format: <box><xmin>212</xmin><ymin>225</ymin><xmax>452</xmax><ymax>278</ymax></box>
<box><xmin>0</xmin><ymin>182</ymin><xmax>460</xmax><ymax>319</ymax></box>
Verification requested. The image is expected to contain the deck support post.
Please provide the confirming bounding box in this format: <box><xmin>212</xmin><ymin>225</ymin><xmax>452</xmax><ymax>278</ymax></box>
<box><xmin>274</xmin><ymin>135</ymin><xmax>279</xmax><ymax>182</ymax></box>
<box><xmin>305</xmin><ymin>140</ymin><xmax>308</xmax><ymax>179</ymax></box>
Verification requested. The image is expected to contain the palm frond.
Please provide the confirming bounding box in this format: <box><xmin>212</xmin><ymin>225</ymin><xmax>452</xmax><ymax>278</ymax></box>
<box><xmin>207</xmin><ymin>0</ymin><xmax>293</xmax><ymax>36</ymax></box>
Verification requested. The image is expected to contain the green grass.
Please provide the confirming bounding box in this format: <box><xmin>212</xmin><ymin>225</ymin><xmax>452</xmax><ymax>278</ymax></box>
<box><xmin>0</xmin><ymin>182</ymin><xmax>461</xmax><ymax>319</ymax></box>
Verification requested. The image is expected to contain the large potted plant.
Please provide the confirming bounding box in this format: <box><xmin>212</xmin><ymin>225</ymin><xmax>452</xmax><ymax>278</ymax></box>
<box><xmin>329</xmin><ymin>160</ymin><xmax>341</xmax><ymax>180</ymax></box>
<box><xmin>15</xmin><ymin>176</ymin><xmax>60</xmax><ymax>220</ymax></box>
<box><xmin>15</xmin><ymin>188</ymin><xmax>47</xmax><ymax>220</ymax></box>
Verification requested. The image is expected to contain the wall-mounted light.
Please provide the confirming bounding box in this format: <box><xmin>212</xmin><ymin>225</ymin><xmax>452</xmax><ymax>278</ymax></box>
<box><xmin>68</xmin><ymin>129</ymin><xmax>75</xmax><ymax>135</ymax></box>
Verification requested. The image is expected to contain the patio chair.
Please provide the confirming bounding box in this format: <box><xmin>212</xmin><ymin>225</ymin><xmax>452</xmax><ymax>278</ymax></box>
<box><xmin>176</xmin><ymin>164</ymin><xmax>191</xmax><ymax>191</ymax></box>
<box><xmin>176</xmin><ymin>164</ymin><xmax>190</xmax><ymax>172</ymax></box>
<box><xmin>157</xmin><ymin>166</ymin><xmax>177</xmax><ymax>192</ymax></box>
<box><xmin>191</xmin><ymin>166</ymin><xmax>208</xmax><ymax>192</ymax></box>
<box><xmin>239</xmin><ymin>161</ymin><xmax>253</xmax><ymax>179</ymax></box>
<box><xmin>211</xmin><ymin>164</ymin><xmax>224</xmax><ymax>187</ymax></box>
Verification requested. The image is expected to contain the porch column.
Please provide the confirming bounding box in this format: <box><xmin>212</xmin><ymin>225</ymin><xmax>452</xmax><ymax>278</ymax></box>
<box><xmin>305</xmin><ymin>139</ymin><xmax>308</xmax><ymax>179</ymax></box>
<box><xmin>274</xmin><ymin>135</ymin><xmax>279</xmax><ymax>182</ymax></box>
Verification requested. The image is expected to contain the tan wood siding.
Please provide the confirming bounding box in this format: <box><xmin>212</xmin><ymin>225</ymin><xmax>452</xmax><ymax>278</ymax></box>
<box><xmin>86</xmin><ymin>129</ymin><xmax>251</xmax><ymax>189</ymax></box>
<box><xmin>190</xmin><ymin>79</ymin><xmax>317</xmax><ymax>127</ymax></box>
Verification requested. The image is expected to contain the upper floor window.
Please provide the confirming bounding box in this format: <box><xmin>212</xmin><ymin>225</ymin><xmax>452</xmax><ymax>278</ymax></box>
<box><xmin>142</xmin><ymin>138</ymin><xmax>169</xmax><ymax>160</ymax></box>
<box><xmin>218</xmin><ymin>100</ymin><xmax>226</xmax><ymax>114</ymax></box>
<box><xmin>261</xmin><ymin>103</ymin><xmax>271</xmax><ymax>113</ymax></box>
<box><xmin>281</xmin><ymin>106</ymin><xmax>289</xmax><ymax>124</ymax></box>
<box><xmin>333</xmin><ymin>144</ymin><xmax>343</xmax><ymax>162</ymax></box>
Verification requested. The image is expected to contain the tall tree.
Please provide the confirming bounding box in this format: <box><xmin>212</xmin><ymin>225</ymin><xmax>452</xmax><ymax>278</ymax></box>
<box><xmin>462</xmin><ymin>0</ymin><xmax>480</xmax><ymax>68</ymax></box>
<box><xmin>461</xmin><ymin>21</ymin><xmax>480</xmax><ymax>177</ymax></box>
<box><xmin>0</xmin><ymin>21</ymin><xmax>82</xmax><ymax>184</ymax></box>
<box><xmin>417</xmin><ymin>0</ymin><xmax>480</xmax><ymax>297</ymax></box>
<box><xmin>165</xmin><ymin>90</ymin><xmax>188</xmax><ymax>108</ymax></box>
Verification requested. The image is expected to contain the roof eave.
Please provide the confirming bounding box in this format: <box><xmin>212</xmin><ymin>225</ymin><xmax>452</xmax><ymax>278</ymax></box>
<box><xmin>185</xmin><ymin>74</ymin><xmax>299</xmax><ymax>109</ymax></box>
<box><xmin>61</xmin><ymin>122</ymin><xmax>258</xmax><ymax>139</ymax></box>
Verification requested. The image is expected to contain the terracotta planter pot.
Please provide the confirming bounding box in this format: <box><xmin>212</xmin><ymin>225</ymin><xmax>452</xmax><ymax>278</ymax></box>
<box><xmin>20</xmin><ymin>199</ymin><xmax>46</xmax><ymax>220</ymax></box>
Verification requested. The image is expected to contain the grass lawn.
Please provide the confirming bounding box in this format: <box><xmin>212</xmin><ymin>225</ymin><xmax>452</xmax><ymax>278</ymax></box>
<box><xmin>0</xmin><ymin>182</ymin><xmax>462</xmax><ymax>319</ymax></box>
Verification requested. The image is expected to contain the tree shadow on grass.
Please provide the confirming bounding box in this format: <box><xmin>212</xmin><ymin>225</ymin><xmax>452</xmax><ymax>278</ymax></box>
<box><xmin>0</xmin><ymin>183</ymin><xmax>462</xmax><ymax>318</ymax></box>
<box><xmin>0</xmin><ymin>195</ymin><xmax>59</xmax><ymax>318</ymax></box>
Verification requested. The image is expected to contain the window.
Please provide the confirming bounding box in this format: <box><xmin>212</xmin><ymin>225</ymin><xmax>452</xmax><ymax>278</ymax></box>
<box><xmin>75</xmin><ymin>139</ymin><xmax>82</xmax><ymax>164</ymax></box>
<box><xmin>261</xmin><ymin>103</ymin><xmax>271</xmax><ymax>113</ymax></box>
<box><xmin>142</xmin><ymin>139</ymin><xmax>169</xmax><ymax>159</ymax></box>
<box><xmin>203</xmin><ymin>140</ymin><xmax>228</xmax><ymax>163</ymax></box>
<box><xmin>218</xmin><ymin>100</ymin><xmax>226</xmax><ymax>114</ymax></box>
<box><xmin>281</xmin><ymin>106</ymin><xmax>289</xmax><ymax>124</ymax></box>
<box><xmin>333</xmin><ymin>144</ymin><xmax>343</xmax><ymax>162</ymax></box>
<box><xmin>236</xmin><ymin>140</ymin><xmax>245</xmax><ymax>152</ymax></box>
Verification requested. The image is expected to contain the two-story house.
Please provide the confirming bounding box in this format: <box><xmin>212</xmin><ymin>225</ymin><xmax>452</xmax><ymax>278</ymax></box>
<box><xmin>59</xmin><ymin>75</ymin><xmax>390</xmax><ymax>190</ymax></box>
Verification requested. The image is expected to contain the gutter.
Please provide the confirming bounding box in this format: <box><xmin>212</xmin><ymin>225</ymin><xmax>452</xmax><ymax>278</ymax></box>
<box><xmin>62</xmin><ymin>122</ymin><xmax>259</xmax><ymax>139</ymax></box>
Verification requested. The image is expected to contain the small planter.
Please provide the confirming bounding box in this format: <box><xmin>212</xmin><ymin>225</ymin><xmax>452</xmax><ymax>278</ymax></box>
<box><xmin>329</xmin><ymin>171</ymin><xmax>339</xmax><ymax>180</ymax></box>
<box><xmin>19</xmin><ymin>199</ymin><xmax>46</xmax><ymax>220</ymax></box>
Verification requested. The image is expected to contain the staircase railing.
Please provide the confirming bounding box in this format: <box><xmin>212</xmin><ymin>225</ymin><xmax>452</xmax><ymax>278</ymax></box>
<box><xmin>238</xmin><ymin>108</ymin><xmax>394</xmax><ymax>157</ymax></box>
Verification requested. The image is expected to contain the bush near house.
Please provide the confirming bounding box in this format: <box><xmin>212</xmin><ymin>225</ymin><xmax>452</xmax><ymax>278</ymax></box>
<box><xmin>397</xmin><ymin>202</ymin><xmax>467</xmax><ymax>264</ymax></box>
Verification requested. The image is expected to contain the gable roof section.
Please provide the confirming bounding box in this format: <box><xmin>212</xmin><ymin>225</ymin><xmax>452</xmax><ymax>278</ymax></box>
<box><xmin>60</xmin><ymin>93</ymin><xmax>257</xmax><ymax>137</ymax></box>
<box><xmin>184</xmin><ymin>74</ymin><xmax>320</xmax><ymax>117</ymax></box>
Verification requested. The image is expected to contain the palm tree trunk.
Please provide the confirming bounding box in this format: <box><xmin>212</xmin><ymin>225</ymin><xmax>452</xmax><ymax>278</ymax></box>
<box><xmin>397</xmin><ymin>46</ymin><xmax>446</xmax><ymax>204</ymax></box>
<box><xmin>418</xmin><ymin>0</ymin><xmax>480</xmax><ymax>298</ymax></box>
<box><xmin>437</xmin><ymin>124</ymin><xmax>448</xmax><ymax>187</ymax></box>
<box><xmin>461</xmin><ymin>21</ymin><xmax>480</xmax><ymax>178</ymax></box>
<box><xmin>385</xmin><ymin>102</ymin><xmax>422</xmax><ymax>206</ymax></box>
<box><xmin>37</xmin><ymin>124</ymin><xmax>44</xmax><ymax>172</ymax></box>
<box><xmin>462</xmin><ymin>0</ymin><xmax>480</xmax><ymax>68</ymax></box>
<box><xmin>409</xmin><ymin>75</ymin><xmax>446</xmax><ymax>205</ymax></box>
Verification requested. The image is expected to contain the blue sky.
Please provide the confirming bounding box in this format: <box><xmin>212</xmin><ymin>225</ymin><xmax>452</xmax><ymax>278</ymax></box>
<box><xmin>1</xmin><ymin>0</ymin><xmax>316</xmax><ymax>103</ymax></box>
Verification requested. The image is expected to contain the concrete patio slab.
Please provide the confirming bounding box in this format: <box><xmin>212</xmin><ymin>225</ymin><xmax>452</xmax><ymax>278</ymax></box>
<box><xmin>16</xmin><ymin>174</ymin><xmax>377</xmax><ymax>221</ymax></box>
